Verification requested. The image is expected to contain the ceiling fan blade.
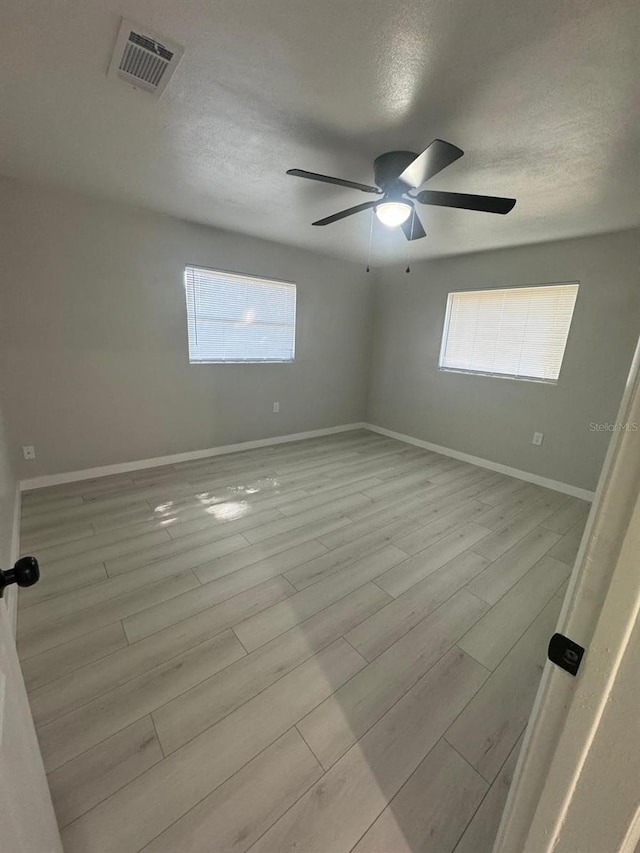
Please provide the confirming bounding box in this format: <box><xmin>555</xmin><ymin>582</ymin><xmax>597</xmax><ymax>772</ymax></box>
<box><xmin>416</xmin><ymin>190</ymin><xmax>516</xmax><ymax>214</ymax></box>
<box><xmin>401</xmin><ymin>209</ymin><xmax>426</xmax><ymax>241</ymax></box>
<box><xmin>287</xmin><ymin>169</ymin><xmax>381</xmax><ymax>194</ymax></box>
<box><xmin>397</xmin><ymin>139</ymin><xmax>464</xmax><ymax>189</ymax></box>
<box><xmin>312</xmin><ymin>201</ymin><xmax>378</xmax><ymax>226</ymax></box>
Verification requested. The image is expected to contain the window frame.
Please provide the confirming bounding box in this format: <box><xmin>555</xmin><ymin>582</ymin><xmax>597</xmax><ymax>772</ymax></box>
<box><xmin>437</xmin><ymin>281</ymin><xmax>579</xmax><ymax>385</ymax></box>
<box><xmin>183</xmin><ymin>264</ymin><xmax>297</xmax><ymax>365</ymax></box>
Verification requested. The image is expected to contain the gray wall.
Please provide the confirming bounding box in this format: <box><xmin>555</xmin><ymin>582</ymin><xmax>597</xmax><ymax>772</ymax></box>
<box><xmin>2</xmin><ymin>172</ymin><xmax>637</xmax><ymax>493</ymax></box>
<box><xmin>0</xmin><ymin>177</ymin><xmax>372</xmax><ymax>479</ymax></box>
<box><xmin>367</xmin><ymin>231</ymin><xmax>640</xmax><ymax>492</ymax></box>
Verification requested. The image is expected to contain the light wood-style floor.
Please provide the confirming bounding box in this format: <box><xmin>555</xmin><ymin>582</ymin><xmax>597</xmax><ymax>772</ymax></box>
<box><xmin>17</xmin><ymin>430</ymin><xmax>590</xmax><ymax>853</ymax></box>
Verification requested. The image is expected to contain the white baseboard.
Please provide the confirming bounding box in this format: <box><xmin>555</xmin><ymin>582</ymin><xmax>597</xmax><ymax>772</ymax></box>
<box><xmin>363</xmin><ymin>423</ymin><xmax>595</xmax><ymax>501</ymax></box>
<box><xmin>5</xmin><ymin>485</ymin><xmax>22</xmax><ymax>634</ymax></box>
<box><xmin>19</xmin><ymin>423</ymin><xmax>366</xmax><ymax>492</ymax></box>
<box><xmin>10</xmin><ymin>484</ymin><xmax>21</xmax><ymax>562</ymax></box>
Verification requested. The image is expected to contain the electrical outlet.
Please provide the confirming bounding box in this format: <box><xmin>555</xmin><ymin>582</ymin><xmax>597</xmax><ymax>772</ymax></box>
<box><xmin>532</xmin><ymin>432</ymin><xmax>544</xmax><ymax>447</ymax></box>
<box><xmin>273</xmin><ymin>402</ymin><xmax>280</xmax><ymax>414</ymax></box>
<box><xmin>22</xmin><ymin>445</ymin><xmax>36</xmax><ymax>460</ymax></box>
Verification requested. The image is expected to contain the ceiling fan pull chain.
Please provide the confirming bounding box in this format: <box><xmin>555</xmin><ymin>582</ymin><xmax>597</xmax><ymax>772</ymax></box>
<box><xmin>366</xmin><ymin>208</ymin><xmax>374</xmax><ymax>272</ymax></box>
<box><xmin>405</xmin><ymin>212</ymin><xmax>414</xmax><ymax>273</ymax></box>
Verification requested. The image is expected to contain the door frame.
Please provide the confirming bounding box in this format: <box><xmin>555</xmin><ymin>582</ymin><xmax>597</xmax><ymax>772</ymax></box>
<box><xmin>494</xmin><ymin>336</ymin><xmax>640</xmax><ymax>852</ymax></box>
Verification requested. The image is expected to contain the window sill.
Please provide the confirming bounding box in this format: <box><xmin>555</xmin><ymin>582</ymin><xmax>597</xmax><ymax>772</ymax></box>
<box><xmin>189</xmin><ymin>360</ymin><xmax>295</xmax><ymax>365</ymax></box>
<box><xmin>438</xmin><ymin>367</ymin><xmax>558</xmax><ymax>385</ymax></box>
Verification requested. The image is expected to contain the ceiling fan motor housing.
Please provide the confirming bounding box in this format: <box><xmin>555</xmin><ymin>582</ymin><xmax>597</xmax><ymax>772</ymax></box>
<box><xmin>373</xmin><ymin>151</ymin><xmax>418</xmax><ymax>194</ymax></box>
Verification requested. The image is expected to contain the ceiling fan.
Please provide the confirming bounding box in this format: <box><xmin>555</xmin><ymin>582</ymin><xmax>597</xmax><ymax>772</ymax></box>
<box><xmin>287</xmin><ymin>139</ymin><xmax>516</xmax><ymax>240</ymax></box>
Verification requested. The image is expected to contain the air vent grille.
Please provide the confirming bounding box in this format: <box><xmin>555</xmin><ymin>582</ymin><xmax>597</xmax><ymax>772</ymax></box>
<box><xmin>108</xmin><ymin>18</ymin><xmax>184</xmax><ymax>98</ymax></box>
<box><xmin>119</xmin><ymin>36</ymin><xmax>172</xmax><ymax>88</ymax></box>
<box><xmin>127</xmin><ymin>32</ymin><xmax>174</xmax><ymax>61</ymax></box>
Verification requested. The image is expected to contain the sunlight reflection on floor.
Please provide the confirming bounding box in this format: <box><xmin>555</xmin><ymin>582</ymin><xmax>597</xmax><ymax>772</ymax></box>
<box><xmin>206</xmin><ymin>501</ymin><xmax>249</xmax><ymax>521</ymax></box>
<box><xmin>149</xmin><ymin>477</ymin><xmax>284</xmax><ymax>529</ymax></box>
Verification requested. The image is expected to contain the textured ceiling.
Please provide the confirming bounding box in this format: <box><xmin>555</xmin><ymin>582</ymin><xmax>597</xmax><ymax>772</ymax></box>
<box><xmin>0</xmin><ymin>0</ymin><xmax>638</xmax><ymax>263</ymax></box>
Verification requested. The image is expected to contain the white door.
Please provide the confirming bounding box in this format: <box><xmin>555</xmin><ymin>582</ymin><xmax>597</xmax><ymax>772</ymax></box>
<box><xmin>0</xmin><ymin>592</ymin><xmax>63</xmax><ymax>852</ymax></box>
<box><xmin>495</xmin><ymin>337</ymin><xmax>640</xmax><ymax>852</ymax></box>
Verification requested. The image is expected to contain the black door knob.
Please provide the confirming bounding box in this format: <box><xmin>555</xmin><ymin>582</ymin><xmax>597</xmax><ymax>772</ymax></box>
<box><xmin>0</xmin><ymin>556</ymin><xmax>40</xmax><ymax>598</ymax></box>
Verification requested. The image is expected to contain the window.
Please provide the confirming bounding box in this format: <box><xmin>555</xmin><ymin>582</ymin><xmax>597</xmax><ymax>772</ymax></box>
<box><xmin>184</xmin><ymin>266</ymin><xmax>296</xmax><ymax>363</ymax></box>
<box><xmin>439</xmin><ymin>282</ymin><xmax>579</xmax><ymax>382</ymax></box>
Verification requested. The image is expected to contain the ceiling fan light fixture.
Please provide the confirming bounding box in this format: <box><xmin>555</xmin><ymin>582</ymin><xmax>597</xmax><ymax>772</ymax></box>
<box><xmin>375</xmin><ymin>201</ymin><xmax>412</xmax><ymax>227</ymax></box>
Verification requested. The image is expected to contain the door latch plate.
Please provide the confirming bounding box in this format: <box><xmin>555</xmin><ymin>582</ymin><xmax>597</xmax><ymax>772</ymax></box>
<box><xmin>548</xmin><ymin>632</ymin><xmax>585</xmax><ymax>676</ymax></box>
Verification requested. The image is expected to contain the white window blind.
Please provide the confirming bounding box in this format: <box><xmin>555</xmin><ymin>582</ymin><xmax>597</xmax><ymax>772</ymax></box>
<box><xmin>184</xmin><ymin>266</ymin><xmax>296</xmax><ymax>363</ymax></box>
<box><xmin>439</xmin><ymin>283</ymin><xmax>579</xmax><ymax>382</ymax></box>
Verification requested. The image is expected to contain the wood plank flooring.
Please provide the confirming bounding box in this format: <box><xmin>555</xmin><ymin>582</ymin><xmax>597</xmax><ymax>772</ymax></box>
<box><xmin>17</xmin><ymin>430</ymin><xmax>590</xmax><ymax>853</ymax></box>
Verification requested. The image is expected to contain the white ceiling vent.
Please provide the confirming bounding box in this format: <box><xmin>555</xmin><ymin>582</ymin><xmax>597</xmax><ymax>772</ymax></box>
<box><xmin>107</xmin><ymin>18</ymin><xmax>184</xmax><ymax>98</ymax></box>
